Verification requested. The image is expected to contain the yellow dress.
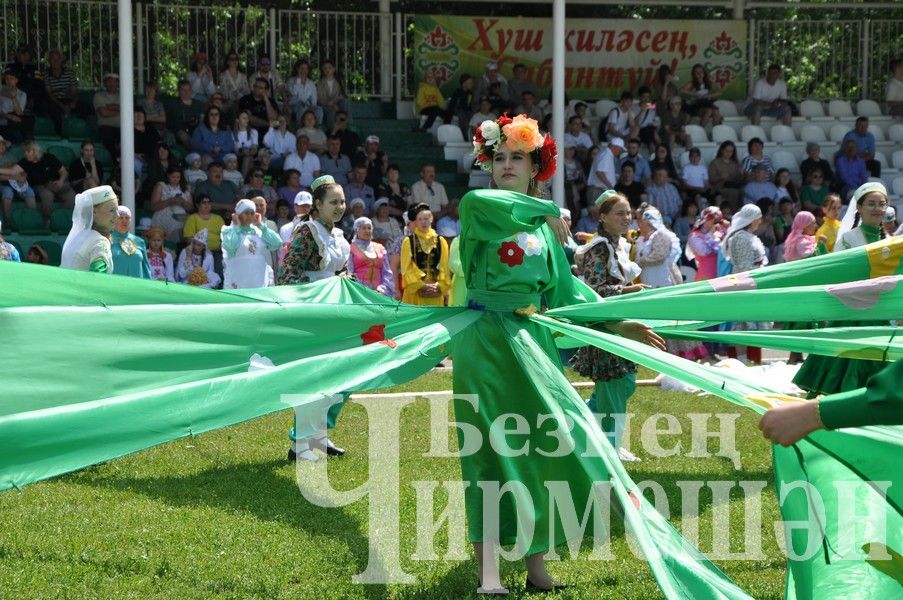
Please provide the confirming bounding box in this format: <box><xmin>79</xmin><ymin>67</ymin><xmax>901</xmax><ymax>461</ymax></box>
<box><xmin>399</xmin><ymin>228</ymin><xmax>451</xmax><ymax>306</ymax></box>
<box><xmin>815</xmin><ymin>216</ymin><xmax>840</xmax><ymax>253</ymax></box>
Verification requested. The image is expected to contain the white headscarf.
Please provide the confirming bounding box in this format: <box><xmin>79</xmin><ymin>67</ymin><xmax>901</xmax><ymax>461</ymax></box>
<box><xmin>839</xmin><ymin>181</ymin><xmax>888</xmax><ymax>238</ymax></box>
<box><xmin>722</xmin><ymin>204</ymin><xmax>762</xmax><ymax>261</ymax></box>
<box><xmin>235</xmin><ymin>198</ymin><xmax>256</xmax><ymax>216</ymax></box>
<box><xmin>62</xmin><ymin>185</ymin><xmax>117</xmax><ymax>267</ymax></box>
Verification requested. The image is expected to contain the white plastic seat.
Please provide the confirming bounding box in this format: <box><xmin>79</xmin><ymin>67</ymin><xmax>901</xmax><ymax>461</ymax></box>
<box><xmin>771</xmin><ymin>149</ymin><xmax>799</xmax><ymax>174</ymax></box>
<box><xmin>856</xmin><ymin>99</ymin><xmax>884</xmax><ymax>117</ymax></box>
<box><xmin>893</xmin><ymin>176</ymin><xmax>903</xmax><ymax>197</ymax></box>
<box><xmin>594</xmin><ymin>100</ymin><xmax>617</xmax><ymax>122</ymax></box>
<box><xmin>799</xmin><ymin>100</ymin><xmax>825</xmax><ymax>118</ymax></box>
<box><xmin>889</xmin><ymin>123</ymin><xmax>903</xmax><ymax>143</ymax></box>
<box><xmin>437</xmin><ymin>124</ymin><xmax>464</xmax><ymax>145</ymax></box>
<box><xmin>829</xmin><ymin>123</ymin><xmax>850</xmax><ymax>143</ymax></box>
<box><xmin>769</xmin><ymin>124</ymin><xmax>796</xmax><ymax>144</ymax></box>
<box><xmin>892</xmin><ymin>150</ymin><xmax>903</xmax><ymax>170</ymax></box>
<box><xmin>714</xmin><ymin>99</ymin><xmax>738</xmax><ymax>117</ymax></box>
<box><xmin>868</xmin><ymin>124</ymin><xmax>886</xmax><ymax>141</ymax></box>
<box><xmin>800</xmin><ymin>124</ymin><xmax>828</xmax><ymax>143</ymax></box>
<box><xmin>458</xmin><ymin>152</ymin><xmax>475</xmax><ymax>174</ymax></box>
<box><xmin>684</xmin><ymin>124</ymin><xmax>709</xmax><ymax>145</ymax></box>
<box><xmin>741</xmin><ymin>124</ymin><xmax>768</xmax><ymax>143</ymax></box>
<box><xmin>712</xmin><ymin>124</ymin><xmax>738</xmax><ymax>144</ymax></box>
<box><xmin>827</xmin><ymin>99</ymin><xmax>854</xmax><ymax>118</ymax></box>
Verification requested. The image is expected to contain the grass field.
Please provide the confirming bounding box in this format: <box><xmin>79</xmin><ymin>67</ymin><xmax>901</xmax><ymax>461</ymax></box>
<box><xmin>0</xmin><ymin>368</ymin><xmax>787</xmax><ymax>599</ymax></box>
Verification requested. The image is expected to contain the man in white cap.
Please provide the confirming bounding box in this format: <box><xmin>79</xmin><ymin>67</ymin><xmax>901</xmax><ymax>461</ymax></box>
<box><xmin>93</xmin><ymin>73</ymin><xmax>121</xmax><ymax>156</ymax></box>
<box><xmin>586</xmin><ymin>137</ymin><xmax>625</xmax><ymax>202</ymax></box>
<box><xmin>473</xmin><ymin>61</ymin><xmax>509</xmax><ymax>109</ymax></box>
<box><xmin>354</xmin><ymin>134</ymin><xmax>388</xmax><ymax>189</ymax></box>
<box><xmin>280</xmin><ymin>190</ymin><xmax>312</xmax><ymax>243</ymax></box>
<box><xmin>220</xmin><ymin>198</ymin><xmax>283</xmax><ymax>289</ymax></box>
<box><xmin>61</xmin><ymin>185</ymin><xmax>119</xmax><ymax>272</ymax></box>
<box><xmin>110</xmin><ymin>205</ymin><xmax>152</xmax><ymax>279</ymax></box>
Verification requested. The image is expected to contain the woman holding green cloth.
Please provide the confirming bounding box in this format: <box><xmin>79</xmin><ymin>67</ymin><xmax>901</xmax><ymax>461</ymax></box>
<box><xmin>60</xmin><ymin>185</ymin><xmax>119</xmax><ymax>273</ymax></box>
<box><xmin>452</xmin><ymin>114</ymin><xmax>663</xmax><ymax>594</ymax></box>
<box><xmin>571</xmin><ymin>189</ymin><xmax>648</xmax><ymax>463</ymax></box>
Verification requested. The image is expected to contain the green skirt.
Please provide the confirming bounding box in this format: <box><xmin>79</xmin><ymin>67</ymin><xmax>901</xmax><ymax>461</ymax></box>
<box><xmin>792</xmin><ymin>320</ymin><xmax>889</xmax><ymax>396</ymax></box>
<box><xmin>450</xmin><ymin>308</ymin><xmax>613</xmax><ymax>555</ymax></box>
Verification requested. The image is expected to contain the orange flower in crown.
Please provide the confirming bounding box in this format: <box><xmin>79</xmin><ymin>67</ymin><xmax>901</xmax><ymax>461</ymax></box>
<box><xmin>473</xmin><ymin>113</ymin><xmax>558</xmax><ymax>181</ymax></box>
<box><xmin>502</xmin><ymin>114</ymin><xmax>544</xmax><ymax>153</ymax></box>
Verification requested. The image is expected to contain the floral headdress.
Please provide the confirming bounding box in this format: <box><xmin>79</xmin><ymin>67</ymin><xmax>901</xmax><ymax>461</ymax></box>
<box><xmin>473</xmin><ymin>114</ymin><xmax>557</xmax><ymax>181</ymax></box>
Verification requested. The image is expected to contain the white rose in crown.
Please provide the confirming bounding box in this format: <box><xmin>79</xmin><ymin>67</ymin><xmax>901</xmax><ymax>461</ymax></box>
<box><xmin>480</xmin><ymin>120</ymin><xmax>501</xmax><ymax>146</ymax></box>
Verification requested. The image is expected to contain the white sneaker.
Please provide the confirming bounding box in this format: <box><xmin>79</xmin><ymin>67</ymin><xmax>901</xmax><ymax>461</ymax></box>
<box><xmin>617</xmin><ymin>447</ymin><xmax>641</xmax><ymax>462</ymax></box>
<box><xmin>290</xmin><ymin>441</ymin><xmax>319</xmax><ymax>462</ymax></box>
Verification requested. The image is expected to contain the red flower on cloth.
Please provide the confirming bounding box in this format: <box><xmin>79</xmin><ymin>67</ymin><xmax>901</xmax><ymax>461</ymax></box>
<box><xmin>361</xmin><ymin>324</ymin><xmax>397</xmax><ymax>348</ymax></box>
<box><xmin>498</xmin><ymin>241</ymin><xmax>525</xmax><ymax>267</ymax></box>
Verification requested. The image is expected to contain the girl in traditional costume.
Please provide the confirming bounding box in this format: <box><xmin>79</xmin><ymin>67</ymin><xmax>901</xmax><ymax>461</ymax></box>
<box><xmin>452</xmin><ymin>114</ymin><xmax>663</xmax><ymax>594</ymax></box>
<box><xmin>60</xmin><ymin>185</ymin><xmax>119</xmax><ymax>273</ymax></box>
<box><xmin>143</xmin><ymin>226</ymin><xmax>175</xmax><ymax>282</ymax></box>
<box><xmin>176</xmin><ymin>228</ymin><xmax>220</xmax><ymax>288</ymax></box>
<box><xmin>399</xmin><ymin>203</ymin><xmax>451</xmax><ymax>306</ymax></box>
<box><xmin>277</xmin><ymin>175</ymin><xmax>351</xmax><ymax>461</ymax></box>
<box><xmin>346</xmin><ymin>216</ymin><xmax>394</xmax><ymax>296</ymax></box>
<box><xmin>220</xmin><ymin>198</ymin><xmax>283</xmax><ymax>289</ymax></box>
<box><xmin>571</xmin><ymin>190</ymin><xmax>647</xmax><ymax>462</ymax></box>
<box><xmin>793</xmin><ymin>182</ymin><xmax>892</xmax><ymax>395</ymax></box>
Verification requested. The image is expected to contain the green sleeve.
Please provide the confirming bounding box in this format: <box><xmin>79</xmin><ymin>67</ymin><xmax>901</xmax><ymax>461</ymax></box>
<box><xmin>261</xmin><ymin>225</ymin><xmax>284</xmax><ymax>251</ymax></box>
<box><xmin>458</xmin><ymin>189</ymin><xmax>560</xmax><ymax>242</ymax></box>
<box><xmin>819</xmin><ymin>359</ymin><xmax>903</xmax><ymax>429</ymax></box>
<box><xmin>89</xmin><ymin>258</ymin><xmax>108</xmax><ymax>273</ymax></box>
<box><xmin>539</xmin><ymin>223</ymin><xmax>599</xmax><ymax>309</ymax></box>
<box><xmin>220</xmin><ymin>226</ymin><xmax>240</xmax><ymax>256</ymax></box>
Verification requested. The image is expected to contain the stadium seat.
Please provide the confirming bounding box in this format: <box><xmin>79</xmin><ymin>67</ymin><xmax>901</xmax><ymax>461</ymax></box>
<box><xmin>714</xmin><ymin>100</ymin><xmax>738</xmax><ymax>117</ymax></box>
<box><xmin>458</xmin><ymin>152</ymin><xmax>475</xmax><ymax>174</ymax></box>
<box><xmin>436</xmin><ymin>124</ymin><xmax>472</xmax><ymax>162</ymax></box>
<box><xmin>33</xmin><ymin>117</ymin><xmax>58</xmax><ymax>139</ymax></box>
<box><xmin>771</xmin><ymin>149</ymin><xmax>799</xmax><ymax>174</ymax></box>
<box><xmin>868</xmin><ymin>124</ymin><xmax>886</xmax><ymax>141</ymax></box>
<box><xmin>741</xmin><ymin>124</ymin><xmax>768</xmax><ymax>143</ymax></box>
<box><xmin>594</xmin><ymin>100</ymin><xmax>617</xmax><ymax>122</ymax></box>
<box><xmin>62</xmin><ymin>117</ymin><xmax>92</xmax><ymax>141</ymax></box>
<box><xmin>35</xmin><ymin>240</ymin><xmax>63</xmax><ymax>266</ymax></box>
<box><xmin>12</xmin><ymin>207</ymin><xmax>50</xmax><ymax>235</ymax></box>
<box><xmin>800</xmin><ymin>124</ymin><xmax>827</xmax><ymax>143</ymax></box>
<box><xmin>769</xmin><ymin>124</ymin><xmax>796</xmax><ymax>144</ymax></box>
<box><xmin>798</xmin><ymin>100</ymin><xmax>825</xmax><ymax>118</ymax></box>
<box><xmin>45</xmin><ymin>145</ymin><xmax>77</xmax><ymax>166</ymax></box>
<box><xmin>684</xmin><ymin>124</ymin><xmax>709</xmax><ymax>145</ymax></box>
<box><xmin>829</xmin><ymin>124</ymin><xmax>849</xmax><ymax>143</ymax></box>
<box><xmin>827</xmin><ymin>99</ymin><xmax>854</xmax><ymax>118</ymax></box>
<box><xmin>856</xmin><ymin>99</ymin><xmax>883</xmax><ymax>117</ymax></box>
<box><xmin>712</xmin><ymin>124</ymin><xmax>738</xmax><ymax>144</ymax></box>
<box><xmin>94</xmin><ymin>144</ymin><xmax>114</xmax><ymax>169</ymax></box>
<box><xmin>50</xmin><ymin>207</ymin><xmax>73</xmax><ymax>233</ymax></box>
<box><xmin>892</xmin><ymin>150</ymin><xmax>903</xmax><ymax>170</ymax></box>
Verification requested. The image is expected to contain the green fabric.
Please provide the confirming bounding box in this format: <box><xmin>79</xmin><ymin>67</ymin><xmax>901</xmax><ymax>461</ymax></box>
<box><xmin>820</xmin><ymin>358</ymin><xmax>903</xmax><ymax>429</ymax></box>
<box><xmin>110</xmin><ymin>230</ymin><xmax>153</xmax><ymax>279</ymax></box>
<box><xmin>3</xmin><ymin>194</ymin><xmax>903</xmax><ymax>600</ymax></box>
<box><xmin>88</xmin><ymin>258</ymin><xmax>108</xmax><ymax>273</ymax></box>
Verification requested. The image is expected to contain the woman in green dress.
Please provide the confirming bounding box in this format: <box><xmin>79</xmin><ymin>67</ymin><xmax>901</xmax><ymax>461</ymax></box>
<box><xmin>452</xmin><ymin>114</ymin><xmax>664</xmax><ymax>594</ymax></box>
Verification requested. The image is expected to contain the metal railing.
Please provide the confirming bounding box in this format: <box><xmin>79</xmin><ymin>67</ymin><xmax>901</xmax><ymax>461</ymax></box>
<box><xmin>1</xmin><ymin>1</ymin><xmax>900</xmax><ymax>102</ymax></box>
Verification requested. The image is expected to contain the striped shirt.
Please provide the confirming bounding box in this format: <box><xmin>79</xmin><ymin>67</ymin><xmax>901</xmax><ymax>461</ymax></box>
<box><xmin>44</xmin><ymin>67</ymin><xmax>78</xmax><ymax>101</ymax></box>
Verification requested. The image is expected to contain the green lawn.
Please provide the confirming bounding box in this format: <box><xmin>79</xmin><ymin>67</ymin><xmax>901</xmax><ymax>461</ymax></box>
<box><xmin>0</xmin><ymin>369</ymin><xmax>786</xmax><ymax>599</ymax></box>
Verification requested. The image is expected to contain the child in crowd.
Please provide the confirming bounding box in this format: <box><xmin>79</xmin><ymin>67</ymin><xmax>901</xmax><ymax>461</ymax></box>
<box><xmin>183</xmin><ymin>153</ymin><xmax>207</xmax><ymax>190</ymax></box>
<box><xmin>681</xmin><ymin>147</ymin><xmax>710</xmax><ymax>202</ymax></box>
<box><xmin>222</xmin><ymin>153</ymin><xmax>244</xmax><ymax>188</ymax></box>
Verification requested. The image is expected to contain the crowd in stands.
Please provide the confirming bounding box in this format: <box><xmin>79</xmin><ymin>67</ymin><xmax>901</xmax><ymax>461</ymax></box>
<box><xmin>2</xmin><ymin>43</ymin><xmax>902</xmax><ymax>315</ymax></box>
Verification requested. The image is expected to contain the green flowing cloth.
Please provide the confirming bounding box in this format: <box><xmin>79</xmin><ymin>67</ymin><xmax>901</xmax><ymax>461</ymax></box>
<box><xmin>1</xmin><ymin>192</ymin><xmax>902</xmax><ymax>599</ymax></box>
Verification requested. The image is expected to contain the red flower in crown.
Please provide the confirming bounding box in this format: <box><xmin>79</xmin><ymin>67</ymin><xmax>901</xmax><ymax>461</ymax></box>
<box><xmin>498</xmin><ymin>241</ymin><xmax>524</xmax><ymax>267</ymax></box>
<box><xmin>497</xmin><ymin>113</ymin><xmax>513</xmax><ymax>128</ymax></box>
<box><xmin>361</xmin><ymin>324</ymin><xmax>397</xmax><ymax>348</ymax></box>
<box><xmin>535</xmin><ymin>134</ymin><xmax>557</xmax><ymax>181</ymax></box>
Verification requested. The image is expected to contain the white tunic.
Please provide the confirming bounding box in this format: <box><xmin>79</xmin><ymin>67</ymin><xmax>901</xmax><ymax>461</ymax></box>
<box><xmin>60</xmin><ymin>230</ymin><xmax>113</xmax><ymax>272</ymax></box>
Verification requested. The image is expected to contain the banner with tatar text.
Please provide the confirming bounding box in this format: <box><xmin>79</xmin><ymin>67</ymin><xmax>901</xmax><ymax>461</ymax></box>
<box><xmin>413</xmin><ymin>16</ymin><xmax>747</xmax><ymax>100</ymax></box>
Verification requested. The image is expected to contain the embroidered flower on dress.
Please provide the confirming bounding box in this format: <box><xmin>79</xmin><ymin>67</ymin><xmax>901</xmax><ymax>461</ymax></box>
<box><xmin>515</xmin><ymin>232</ymin><xmax>542</xmax><ymax>256</ymax></box>
<box><xmin>498</xmin><ymin>241</ymin><xmax>524</xmax><ymax>267</ymax></box>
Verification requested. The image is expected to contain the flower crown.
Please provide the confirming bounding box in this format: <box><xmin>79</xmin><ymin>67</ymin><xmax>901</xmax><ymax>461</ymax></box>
<box><xmin>473</xmin><ymin>114</ymin><xmax>557</xmax><ymax>181</ymax></box>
